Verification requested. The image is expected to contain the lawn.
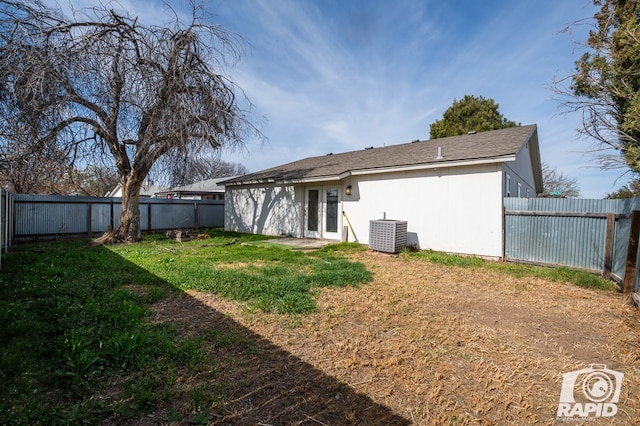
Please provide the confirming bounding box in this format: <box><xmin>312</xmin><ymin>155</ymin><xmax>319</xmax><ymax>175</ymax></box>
<box><xmin>1</xmin><ymin>230</ymin><xmax>639</xmax><ymax>424</ymax></box>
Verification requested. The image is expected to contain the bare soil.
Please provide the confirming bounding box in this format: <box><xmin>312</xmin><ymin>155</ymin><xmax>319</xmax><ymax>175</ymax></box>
<box><xmin>149</xmin><ymin>251</ymin><xmax>640</xmax><ymax>425</ymax></box>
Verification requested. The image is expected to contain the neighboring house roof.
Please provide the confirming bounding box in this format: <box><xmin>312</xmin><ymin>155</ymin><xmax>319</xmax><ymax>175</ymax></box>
<box><xmin>104</xmin><ymin>182</ymin><xmax>167</xmax><ymax>197</ymax></box>
<box><xmin>223</xmin><ymin>124</ymin><xmax>542</xmax><ymax>191</ymax></box>
<box><xmin>154</xmin><ymin>176</ymin><xmax>235</xmax><ymax>197</ymax></box>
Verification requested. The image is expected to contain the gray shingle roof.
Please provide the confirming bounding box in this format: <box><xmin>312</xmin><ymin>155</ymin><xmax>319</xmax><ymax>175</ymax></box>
<box><xmin>225</xmin><ymin>124</ymin><xmax>538</xmax><ymax>185</ymax></box>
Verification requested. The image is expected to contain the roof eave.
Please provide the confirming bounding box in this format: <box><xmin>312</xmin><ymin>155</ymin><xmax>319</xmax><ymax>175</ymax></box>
<box><xmin>349</xmin><ymin>155</ymin><xmax>517</xmax><ymax>176</ymax></box>
<box><xmin>224</xmin><ymin>175</ymin><xmax>343</xmax><ymax>186</ymax></box>
<box><xmin>226</xmin><ymin>156</ymin><xmax>516</xmax><ymax>186</ymax></box>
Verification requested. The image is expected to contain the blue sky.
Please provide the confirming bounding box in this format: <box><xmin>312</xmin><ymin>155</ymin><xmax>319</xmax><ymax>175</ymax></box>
<box><xmin>212</xmin><ymin>0</ymin><xmax>627</xmax><ymax>198</ymax></box>
<box><xmin>56</xmin><ymin>0</ymin><xmax>629</xmax><ymax>198</ymax></box>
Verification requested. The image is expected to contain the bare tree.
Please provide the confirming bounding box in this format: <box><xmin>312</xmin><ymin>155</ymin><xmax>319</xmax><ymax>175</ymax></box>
<box><xmin>539</xmin><ymin>163</ymin><xmax>581</xmax><ymax>198</ymax></box>
<box><xmin>166</xmin><ymin>155</ymin><xmax>248</xmax><ymax>186</ymax></box>
<box><xmin>0</xmin><ymin>135</ymin><xmax>75</xmax><ymax>194</ymax></box>
<box><xmin>70</xmin><ymin>165</ymin><xmax>120</xmax><ymax>197</ymax></box>
<box><xmin>0</xmin><ymin>0</ymin><xmax>260</xmax><ymax>242</ymax></box>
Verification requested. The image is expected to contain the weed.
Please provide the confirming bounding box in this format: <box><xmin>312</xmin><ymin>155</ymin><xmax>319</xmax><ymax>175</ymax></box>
<box><xmin>165</xmin><ymin>406</ymin><xmax>181</xmax><ymax>422</ymax></box>
<box><xmin>124</xmin><ymin>376</ymin><xmax>159</xmax><ymax>411</ymax></box>
<box><xmin>104</xmin><ymin>331</ymin><xmax>147</xmax><ymax>370</ymax></box>
<box><xmin>186</xmin><ymin>382</ymin><xmax>228</xmax><ymax>420</ymax></box>
<box><xmin>54</xmin><ymin>333</ymin><xmax>102</xmax><ymax>386</ymax></box>
<box><xmin>173</xmin><ymin>337</ymin><xmax>206</xmax><ymax>371</ymax></box>
<box><xmin>204</xmin><ymin>327</ymin><xmax>238</xmax><ymax>348</ymax></box>
<box><xmin>187</xmin><ymin>410</ymin><xmax>211</xmax><ymax>425</ymax></box>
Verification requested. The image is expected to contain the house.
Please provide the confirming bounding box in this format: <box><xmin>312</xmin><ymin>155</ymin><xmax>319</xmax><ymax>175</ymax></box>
<box><xmin>104</xmin><ymin>182</ymin><xmax>167</xmax><ymax>198</ymax></box>
<box><xmin>222</xmin><ymin>124</ymin><xmax>543</xmax><ymax>258</ymax></box>
<box><xmin>154</xmin><ymin>177</ymin><xmax>232</xmax><ymax>200</ymax></box>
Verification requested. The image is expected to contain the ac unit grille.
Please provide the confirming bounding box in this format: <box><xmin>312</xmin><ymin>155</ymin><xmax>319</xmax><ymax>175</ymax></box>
<box><xmin>369</xmin><ymin>220</ymin><xmax>408</xmax><ymax>253</ymax></box>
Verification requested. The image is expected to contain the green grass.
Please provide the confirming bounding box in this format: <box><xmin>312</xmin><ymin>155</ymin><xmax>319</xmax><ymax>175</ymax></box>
<box><xmin>0</xmin><ymin>229</ymin><xmax>371</xmax><ymax>424</ymax></box>
<box><xmin>1</xmin><ymin>229</ymin><xmax>617</xmax><ymax>423</ymax></box>
<box><xmin>402</xmin><ymin>249</ymin><xmax>618</xmax><ymax>291</ymax></box>
<box><xmin>110</xmin><ymin>232</ymin><xmax>371</xmax><ymax>314</ymax></box>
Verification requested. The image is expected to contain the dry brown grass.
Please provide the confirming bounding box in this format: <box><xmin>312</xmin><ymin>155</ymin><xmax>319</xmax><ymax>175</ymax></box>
<box><xmin>152</xmin><ymin>250</ymin><xmax>640</xmax><ymax>425</ymax></box>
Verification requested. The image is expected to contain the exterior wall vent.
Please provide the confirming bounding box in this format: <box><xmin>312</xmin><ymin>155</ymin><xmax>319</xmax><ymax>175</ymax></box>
<box><xmin>369</xmin><ymin>219</ymin><xmax>408</xmax><ymax>253</ymax></box>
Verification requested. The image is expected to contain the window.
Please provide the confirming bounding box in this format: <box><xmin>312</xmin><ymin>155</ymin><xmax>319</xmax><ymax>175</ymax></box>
<box><xmin>307</xmin><ymin>190</ymin><xmax>319</xmax><ymax>231</ymax></box>
<box><xmin>517</xmin><ymin>182</ymin><xmax>522</xmax><ymax>198</ymax></box>
<box><xmin>526</xmin><ymin>188</ymin><xmax>531</xmax><ymax>198</ymax></box>
<box><xmin>325</xmin><ymin>188</ymin><xmax>339</xmax><ymax>233</ymax></box>
<box><xmin>505</xmin><ymin>174</ymin><xmax>511</xmax><ymax>197</ymax></box>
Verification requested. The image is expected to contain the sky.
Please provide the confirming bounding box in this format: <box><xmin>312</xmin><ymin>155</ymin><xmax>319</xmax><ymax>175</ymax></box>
<box><xmin>52</xmin><ymin>0</ymin><xmax>630</xmax><ymax>198</ymax></box>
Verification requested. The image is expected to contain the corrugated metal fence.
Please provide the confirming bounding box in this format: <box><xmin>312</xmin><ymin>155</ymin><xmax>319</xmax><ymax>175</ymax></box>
<box><xmin>7</xmin><ymin>194</ymin><xmax>640</xmax><ymax>289</ymax></box>
<box><xmin>12</xmin><ymin>194</ymin><xmax>224</xmax><ymax>242</ymax></box>
<box><xmin>504</xmin><ymin>197</ymin><xmax>640</xmax><ymax>290</ymax></box>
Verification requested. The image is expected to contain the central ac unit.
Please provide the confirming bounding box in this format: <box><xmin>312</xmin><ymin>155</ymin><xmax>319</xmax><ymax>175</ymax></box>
<box><xmin>369</xmin><ymin>220</ymin><xmax>408</xmax><ymax>253</ymax></box>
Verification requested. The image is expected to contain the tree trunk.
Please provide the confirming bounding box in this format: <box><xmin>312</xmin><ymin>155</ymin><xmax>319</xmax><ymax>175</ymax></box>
<box><xmin>117</xmin><ymin>177</ymin><xmax>143</xmax><ymax>243</ymax></box>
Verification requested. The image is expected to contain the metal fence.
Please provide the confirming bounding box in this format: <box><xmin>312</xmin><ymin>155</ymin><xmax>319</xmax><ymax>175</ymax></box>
<box><xmin>12</xmin><ymin>194</ymin><xmax>224</xmax><ymax>242</ymax></box>
<box><xmin>0</xmin><ymin>189</ymin><xmax>13</xmax><ymax>268</ymax></box>
<box><xmin>504</xmin><ymin>197</ymin><xmax>640</xmax><ymax>290</ymax></box>
<box><xmin>7</xmin><ymin>193</ymin><xmax>640</xmax><ymax>290</ymax></box>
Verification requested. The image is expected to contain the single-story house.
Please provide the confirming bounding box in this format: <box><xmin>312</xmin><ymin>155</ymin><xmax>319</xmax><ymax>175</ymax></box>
<box><xmin>222</xmin><ymin>124</ymin><xmax>543</xmax><ymax>258</ymax></box>
<box><xmin>105</xmin><ymin>182</ymin><xmax>167</xmax><ymax>198</ymax></box>
<box><xmin>154</xmin><ymin>177</ymin><xmax>233</xmax><ymax>200</ymax></box>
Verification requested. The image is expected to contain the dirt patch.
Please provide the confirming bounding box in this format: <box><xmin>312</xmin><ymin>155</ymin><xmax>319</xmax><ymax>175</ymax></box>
<box><xmin>149</xmin><ymin>251</ymin><xmax>640</xmax><ymax>424</ymax></box>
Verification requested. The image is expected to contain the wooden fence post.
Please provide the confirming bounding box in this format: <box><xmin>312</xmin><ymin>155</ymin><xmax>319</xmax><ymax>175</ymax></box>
<box><xmin>194</xmin><ymin>202</ymin><xmax>199</xmax><ymax>230</ymax></box>
<box><xmin>147</xmin><ymin>202</ymin><xmax>152</xmax><ymax>232</ymax></box>
<box><xmin>87</xmin><ymin>202</ymin><xmax>93</xmax><ymax>238</ymax></box>
<box><xmin>109</xmin><ymin>200</ymin><xmax>114</xmax><ymax>231</ymax></box>
<box><xmin>603</xmin><ymin>213</ymin><xmax>615</xmax><ymax>279</ymax></box>
<box><xmin>623</xmin><ymin>210</ymin><xmax>640</xmax><ymax>305</ymax></box>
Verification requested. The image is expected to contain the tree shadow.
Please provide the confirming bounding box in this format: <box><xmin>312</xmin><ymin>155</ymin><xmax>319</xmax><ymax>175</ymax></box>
<box><xmin>68</xmin><ymin>243</ymin><xmax>409</xmax><ymax>425</ymax></box>
<box><xmin>149</xmin><ymin>290</ymin><xmax>410</xmax><ymax>425</ymax></box>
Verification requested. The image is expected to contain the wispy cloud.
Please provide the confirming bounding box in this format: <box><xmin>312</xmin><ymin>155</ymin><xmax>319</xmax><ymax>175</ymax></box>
<box><xmin>47</xmin><ymin>0</ymin><xmax>630</xmax><ymax>197</ymax></box>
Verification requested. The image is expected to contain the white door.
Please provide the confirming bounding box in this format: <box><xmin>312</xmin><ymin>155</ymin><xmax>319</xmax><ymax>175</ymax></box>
<box><xmin>322</xmin><ymin>186</ymin><xmax>340</xmax><ymax>240</ymax></box>
<box><xmin>304</xmin><ymin>188</ymin><xmax>321</xmax><ymax>238</ymax></box>
<box><xmin>305</xmin><ymin>186</ymin><xmax>341</xmax><ymax>239</ymax></box>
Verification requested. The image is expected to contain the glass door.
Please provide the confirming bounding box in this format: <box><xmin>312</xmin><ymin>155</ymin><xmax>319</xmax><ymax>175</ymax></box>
<box><xmin>323</xmin><ymin>187</ymin><xmax>340</xmax><ymax>240</ymax></box>
<box><xmin>305</xmin><ymin>188</ymin><xmax>321</xmax><ymax>238</ymax></box>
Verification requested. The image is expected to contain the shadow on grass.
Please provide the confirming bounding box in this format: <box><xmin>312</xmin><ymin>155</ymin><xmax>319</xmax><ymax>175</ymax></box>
<box><xmin>1</xmin><ymin>241</ymin><xmax>409</xmax><ymax>425</ymax></box>
<box><xmin>150</xmin><ymin>291</ymin><xmax>410</xmax><ymax>425</ymax></box>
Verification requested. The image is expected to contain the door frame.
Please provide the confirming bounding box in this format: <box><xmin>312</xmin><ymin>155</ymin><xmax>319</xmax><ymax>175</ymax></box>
<box><xmin>303</xmin><ymin>186</ymin><xmax>342</xmax><ymax>240</ymax></box>
<box><xmin>322</xmin><ymin>185</ymin><xmax>341</xmax><ymax>240</ymax></box>
<box><xmin>304</xmin><ymin>187</ymin><xmax>321</xmax><ymax>238</ymax></box>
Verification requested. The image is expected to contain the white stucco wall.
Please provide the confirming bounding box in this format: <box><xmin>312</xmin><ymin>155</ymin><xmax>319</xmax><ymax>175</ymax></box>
<box><xmin>225</xmin><ymin>160</ymin><xmax>532</xmax><ymax>257</ymax></box>
<box><xmin>342</xmin><ymin>164</ymin><xmax>505</xmax><ymax>257</ymax></box>
<box><xmin>224</xmin><ymin>184</ymin><xmax>304</xmax><ymax>237</ymax></box>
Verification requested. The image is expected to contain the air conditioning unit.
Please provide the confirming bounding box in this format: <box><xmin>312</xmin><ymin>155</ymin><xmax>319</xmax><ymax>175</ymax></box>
<box><xmin>369</xmin><ymin>220</ymin><xmax>408</xmax><ymax>253</ymax></box>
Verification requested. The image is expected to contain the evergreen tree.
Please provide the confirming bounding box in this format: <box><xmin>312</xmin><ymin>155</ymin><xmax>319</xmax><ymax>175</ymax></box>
<box><xmin>557</xmin><ymin>0</ymin><xmax>640</xmax><ymax>171</ymax></box>
<box><xmin>429</xmin><ymin>95</ymin><xmax>518</xmax><ymax>139</ymax></box>
<box><xmin>605</xmin><ymin>179</ymin><xmax>640</xmax><ymax>199</ymax></box>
